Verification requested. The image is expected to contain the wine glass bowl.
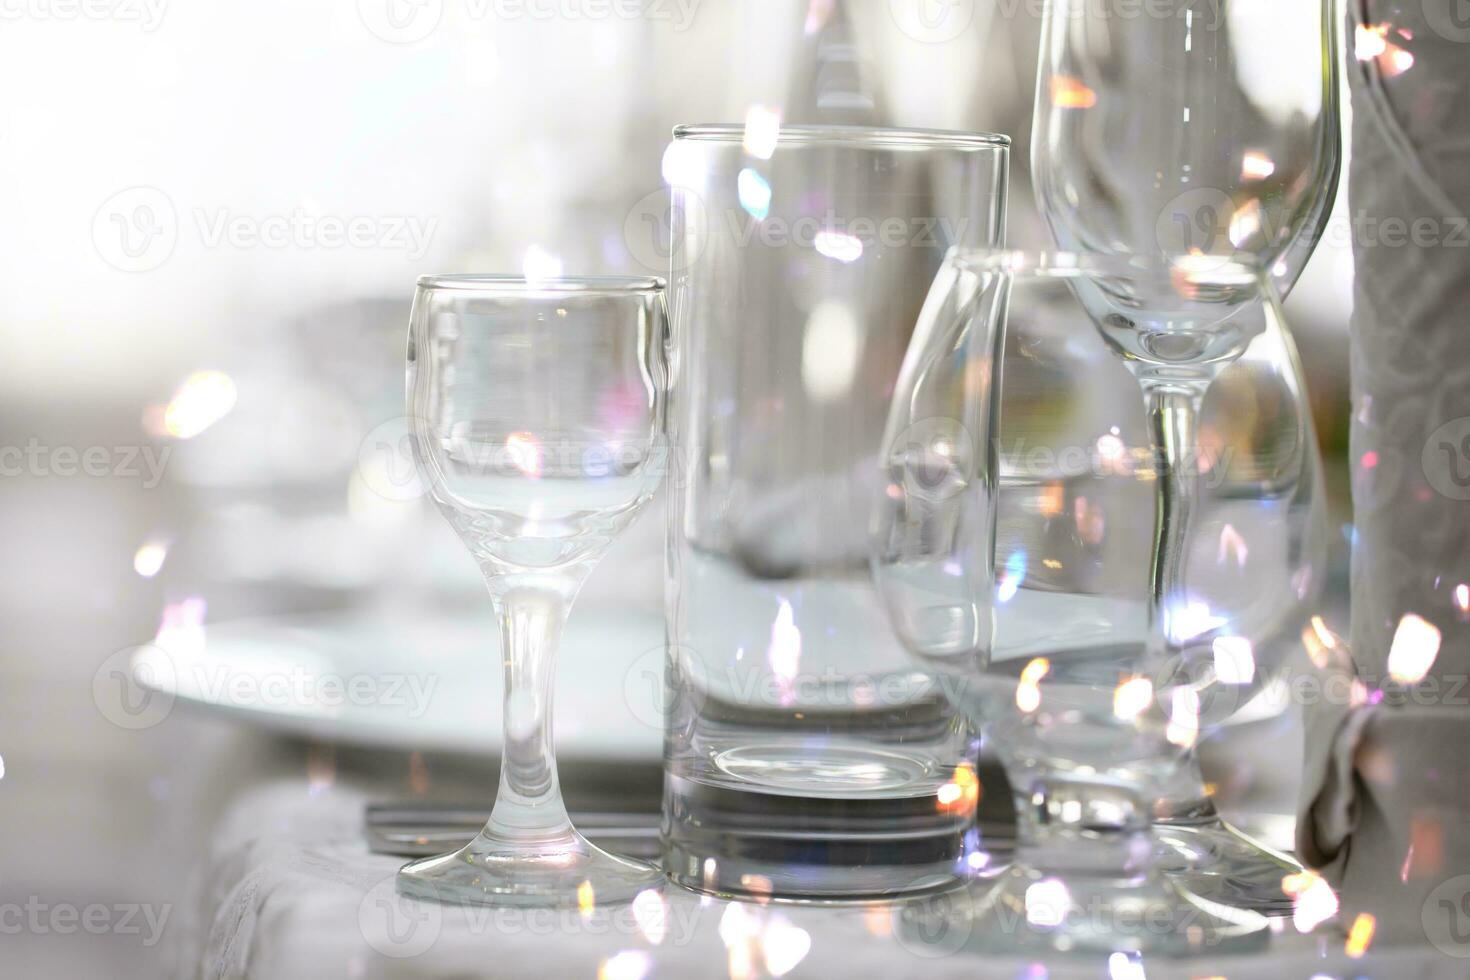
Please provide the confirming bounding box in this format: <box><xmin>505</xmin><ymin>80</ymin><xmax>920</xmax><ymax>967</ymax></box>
<box><xmin>1032</xmin><ymin>0</ymin><xmax>1340</xmax><ymax>296</ymax></box>
<box><xmin>408</xmin><ymin>275</ymin><xmax>667</xmax><ymax>571</ymax></box>
<box><xmin>398</xmin><ymin>275</ymin><xmax>668</xmax><ymax>908</ymax></box>
<box><xmin>873</xmin><ymin>250</ymin><xmax>1298</xmax><ymax>953</ymax></box>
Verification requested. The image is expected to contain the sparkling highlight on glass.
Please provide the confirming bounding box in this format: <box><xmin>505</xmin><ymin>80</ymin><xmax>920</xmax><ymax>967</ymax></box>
<box><xmin>760</xmin><ymin>915</ymin><xmax>812</xmax><ymax>977</ymax></box>
<box><xmin>1240</xmin><ymin>151</ymin><xmax>1276</xmax><ymax>181</ymax></box>
<box><xmin>814</xmin><ymin>230</ymin><xmax>863</xmax><ymax>264</ymax></box>
<box><xmin>1113</xmin><ymin>676</ymin><xmax>1153</xmax><ymax>722</ymax></box>
<box><xmin>1345</xmin><ymin>912</ymin><xmax>1376</xmax><ymax>959</ymax></box>
<box><xmin>631</xmin><ymin>889</ymin><xmax>669</xmax><ymax>945</ymax></box>
<box><xmin>133</xmin><ymin>539</ymin><xmax>169</xmax><ymax>578</ymax></box>
<box><xmin>1355</xmin><ymin>23</ymin><xmax>1389</xmax><ymax>59</ymax></box>
<box><xmin>1166</xmin><ymin>687</ymin><xmax>1201</xmax><ymax>748</ymax></box>
<box><xmin>737</xmin><ymin>168</ymin><xmax>772</xmax><ymax>221</ymax></box>
<box><xmin>801</xmin><ymin>301</ymin><xmax>862</xmax><ymax>402</ymax></box>
<box><xmin>1017</xmin><ymin>657</ymin><xmax>1050</xmax><ymax>714</ymax></box>
<box><xmin>156</xmin><ymin>596</ymin><xmax>207</xmax><ymax>657</ymax></box>
<box><xmin>742</xmin><ymin>105</ymin><xmax>781</xmax><ymax>160</ymax></box>
<box><xmin>576</xmin><ymin>879</ymin><xmax>596</xmax><ymax>918</ymax></box>
<box><xmin>1049</xmin><ymin>75</ymin><xmax>1098</xmax><ymax>109</ymax></box>
<box><xmin>767</xmin><ymin>599</ymin><xmax>802</xmax><ymax>703</ymax></box>
<box><xmin>1212</xmin><ymin>636</ymin><xmax>1256</xmax><ymax>685</ymax></box>
<box><xmin>936</xmin><ymin>761</ymin><xmax>980</xmax><ymax>814</ymax></box>
<box><xmin>1387</xmin><ymin>613</ymin><xmax>1441</xmax><ymax>684</ymax></box>
<box><xmin>1025</xmin><ymin>878</ymin><xmax>1072</xmax><ymax>927</ymax></box>
<box><xmin>998</xmin><ymin>550</ymin><xmax>1027</xmax><ymax>603</ymax></box>
<box><xmin>598</xmin><ymin>950</ymin><xmax>651</xmax><ymax>980</ymax></box>
<box><xmin>1107</xmin><ymin>952</ymin><xmax>1146</xmax><ymax>980</ymax></box>
<box><xmin>1283</xmin><ymin>870</ymin><xmax>1338</xmax><ymax>933</ymax></box>
<box><xmin>505</xmin><ymin>431</ymin><xmax>544</xmax><ymax>478</ymax></box>
<box><xmin>522</xmin><ymin>245</ymin><xmax>564</xmax><ymax>282</ymax></box>
<box><xmin>164</xmin><ymin>370</ymin><xmax>237</xmax><ymax>439</ymax></box>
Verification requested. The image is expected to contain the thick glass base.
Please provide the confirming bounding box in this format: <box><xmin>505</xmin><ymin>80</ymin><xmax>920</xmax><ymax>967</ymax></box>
<box><xmin>1155</xmin><ymin>819</ymin><xmax>1301</xmax><ymax>916</ymax></box>
<box><xmin>397</xmin><ymin>828</ymin><xmax>664</xmax><ymax>908</ymax></box>
<box><xmin>929</xmin><ymin>864</ymin><xmax>1272</xmax><ymax>957</ymax></box>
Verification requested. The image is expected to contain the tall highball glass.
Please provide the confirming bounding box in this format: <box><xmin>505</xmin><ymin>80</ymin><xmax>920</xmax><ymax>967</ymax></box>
<box><xmin>663</xmin><ymin>124</ymin><xmax>1008</xmax><ymax>900</ymax></box>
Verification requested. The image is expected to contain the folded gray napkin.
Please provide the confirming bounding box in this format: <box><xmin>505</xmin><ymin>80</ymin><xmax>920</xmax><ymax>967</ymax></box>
<box><xmin>1298</xmin><ymin>0</ymin><xmax>1470</xmax><ymax>951</ymax></box>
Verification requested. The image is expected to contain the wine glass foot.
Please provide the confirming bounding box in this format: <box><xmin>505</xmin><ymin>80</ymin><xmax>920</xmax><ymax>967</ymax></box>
<box><xmin>1154</xmin><ymin>819</ymin><xmax>1302</xmax><ymax>916</ymax></box>
<box><xmin>396</xmin><ymin>829</ymin><xmax>665</xmax><ymax>908</ymax></box>
<box><xmin>944</xmin><ymin>865</ymin><xmax>1271</xmax><ymax>957</ymax></box>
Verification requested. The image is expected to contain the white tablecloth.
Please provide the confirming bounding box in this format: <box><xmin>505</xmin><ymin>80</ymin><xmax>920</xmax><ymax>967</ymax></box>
<box><xmin>171</xmin><ymin>741</ymin><xmax>1460</xmax><ymax>980</ymax></box>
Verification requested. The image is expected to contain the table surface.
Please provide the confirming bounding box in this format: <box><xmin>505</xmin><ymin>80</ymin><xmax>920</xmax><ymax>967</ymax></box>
<box><xmin>171</xmin><ymin>740</ymin><xmax>1459</xmax><ymax>980</ymax></box>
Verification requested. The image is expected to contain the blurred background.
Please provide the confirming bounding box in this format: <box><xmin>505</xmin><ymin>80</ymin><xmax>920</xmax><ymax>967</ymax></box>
<box><xmin>0</xmin><ymin>1</ymin><xmax>1351</xmax><ymax>974</ymax></box>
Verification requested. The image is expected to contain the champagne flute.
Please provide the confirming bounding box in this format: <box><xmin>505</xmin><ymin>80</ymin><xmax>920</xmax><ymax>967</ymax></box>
<box><xmin>1031</xmin><ymin>0</ymin><xmax>1339</xmax><ymax>912</ymax></box>
<box><xmin>397</xmin><ymin>275</ymin><xmax>668</xmax><ymax>907</ymax></box>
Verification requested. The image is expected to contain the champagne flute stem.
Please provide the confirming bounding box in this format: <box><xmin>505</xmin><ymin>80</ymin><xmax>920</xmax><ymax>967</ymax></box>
<box><xmin>483</xmin><ymin>572</ymin><xmax>585</xmax><ymax>844</ymax></box>
<box><xmin>1144</xmin><ymin>382</ymin><xmax>1206</xmax><ymax>657</ymax></box>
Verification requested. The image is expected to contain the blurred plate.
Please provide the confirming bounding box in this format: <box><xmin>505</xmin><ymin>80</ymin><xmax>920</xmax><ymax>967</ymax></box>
<box><xmin>134</xmin><ymin>605</ymin><xmax>665</xmax><ymax>758</ymax></box>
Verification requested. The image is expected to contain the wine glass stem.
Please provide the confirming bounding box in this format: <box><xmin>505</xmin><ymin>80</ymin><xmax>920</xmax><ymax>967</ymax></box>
<box><xmin>484</xmin><ymin>573</ymin><xmax>584</xmax><ymax>844</ymax></box>
<box><xmin>1144</xmin><ymin>382</ymin><xmax>1205</xmax><ymax>657</ymax></box>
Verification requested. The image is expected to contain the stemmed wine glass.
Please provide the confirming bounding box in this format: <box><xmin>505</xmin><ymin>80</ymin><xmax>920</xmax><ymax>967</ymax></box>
<box><xmin>397</xmin><ymin>275</ymin><xmax>668</xmax><ymax>907</ymax></box>
<box><xmin>1030</xmin><ymin>0</ymin><xmax>1340</xmax><ymax>912</ymax></box>
<box><xmin>875</xmin><ymin>250</ymin><xmax>1281</xmax><ymax>954</ymax></box>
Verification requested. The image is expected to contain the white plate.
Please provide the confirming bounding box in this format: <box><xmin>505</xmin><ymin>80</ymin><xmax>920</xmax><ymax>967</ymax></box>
<box><xmin>134</xmin><ymin>604</ymin><xmax>666</xmax><ymax>758</ymax></box>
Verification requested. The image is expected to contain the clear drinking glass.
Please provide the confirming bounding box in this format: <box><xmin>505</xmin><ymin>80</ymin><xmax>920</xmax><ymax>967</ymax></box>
<box><xmin>875</xmin><ymin>251</ymin><xmax>1296</xmax><ymax>953</ymax></box>
<box><xmin>1030</xmin><ymin>0</ymin><xmax>1340</xmax><ymax>911</ymax></box>
<box><xmin>397</xmin><ymin>275</ymin><xmax>668</xmax><ymax>907</ymax></box>
<box><xmin>1032</xmin><ymin>0</ymin><xmax>1340</xmax><ymax>295</ymax></box>
<box><xmin>663</xmin><ymin>124</ymin><xmax>1009</xmax><ymax>900</ymax></box>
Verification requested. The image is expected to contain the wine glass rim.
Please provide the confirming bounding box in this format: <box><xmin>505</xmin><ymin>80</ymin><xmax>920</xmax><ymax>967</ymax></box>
<box><xmin>672</xmin><ymin>123</ymin><xmax>1011</xmax><ymax>149</ymax></box>
<box><xmin>948</xmin><ymin>249</ymin><xmax>1266</xmax><ymax>284</ymax></box>
<box><xmin>416</xmin><ymin>274</ymin><xmax>666</xmax><ymax>294</ymax></box>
